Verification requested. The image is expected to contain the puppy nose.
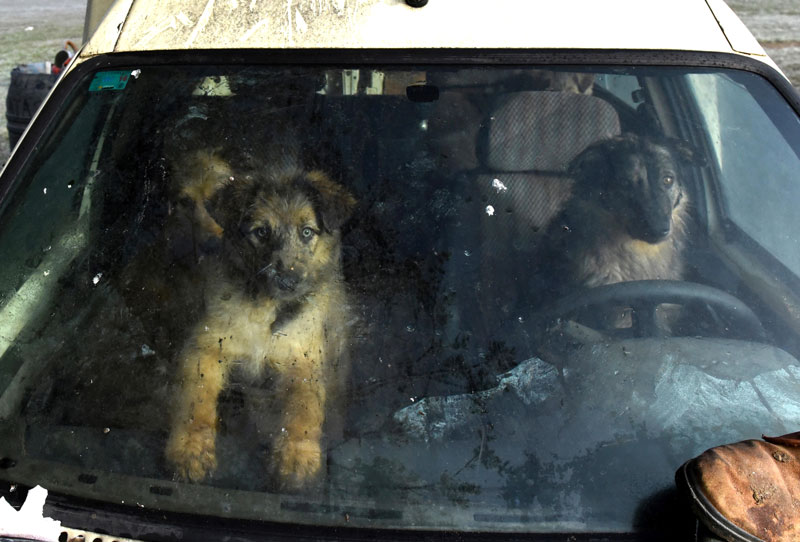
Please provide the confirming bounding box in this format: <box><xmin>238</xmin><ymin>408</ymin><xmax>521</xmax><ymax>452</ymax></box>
<box><xmin>271</xmin><ymin>262</ymin><xmax>299</xmax><ymax>291</ymax></box>
<box><xmin>276</xmin><ymin>274</ymin><xmax>298</xmax><ymax>292</ymax></box>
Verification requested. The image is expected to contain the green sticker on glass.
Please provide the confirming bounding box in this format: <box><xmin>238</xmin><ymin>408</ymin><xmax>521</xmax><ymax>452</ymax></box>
<box><xmin>89</xmin><ymin>71</ymin><xmax>132</xmax><ymax>91</ymax></box>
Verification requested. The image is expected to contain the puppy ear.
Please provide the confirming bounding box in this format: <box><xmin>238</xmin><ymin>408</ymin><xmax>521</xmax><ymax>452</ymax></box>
<box><xmin>206</xmin><ymin>178</ymin><xmax>253</xmax><ymax>235</ymax></box>
<box><xmin>305</xmin><ymin>170</ymin><xmax>356</xmax><ymax>232</ymax></box>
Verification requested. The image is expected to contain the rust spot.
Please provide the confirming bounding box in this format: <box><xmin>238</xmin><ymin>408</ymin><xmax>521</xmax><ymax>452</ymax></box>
<box><xmin>747</xmin><ymin>502</ymin><xmax>787</xmax><ymax>540</ymax></box>
<box><xmin>752</xmin><ymin>485</ymin><xmax>772</xmax><ymax>504</ymax></box>
<box><xmin>773</xmin><ymin>450</ymin><xmax>792</xmax><ymax>463</ymax></box>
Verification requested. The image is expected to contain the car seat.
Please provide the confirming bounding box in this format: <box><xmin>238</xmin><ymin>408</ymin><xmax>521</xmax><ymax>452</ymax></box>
<box><xmin>445</xmin><ymin>90</ymin><xmax>621</xmax><ymax>352</ymax></box>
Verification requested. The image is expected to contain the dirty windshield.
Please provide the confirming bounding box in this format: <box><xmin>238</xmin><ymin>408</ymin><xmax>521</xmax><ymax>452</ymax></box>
<box><xmin>1</xmin><ymin>63</ymin><xmax>800</xmax><ymax>535</ymax></box>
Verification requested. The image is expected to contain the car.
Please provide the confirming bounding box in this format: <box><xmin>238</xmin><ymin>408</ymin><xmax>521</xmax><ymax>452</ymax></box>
<box><xmin>1</xmin><ymin>0</ymin><xmax>799</xmax><ymax>540</ymax></box>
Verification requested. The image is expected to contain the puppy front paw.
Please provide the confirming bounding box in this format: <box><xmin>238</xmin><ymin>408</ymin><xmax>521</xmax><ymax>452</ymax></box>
<box><xmin>166</xmin><ymin>425</ymin><xmax>218</xmax><ymax>482</ymax></box>
<box><xmin>274</xmin><ymin>436</ymin><xmax>322</xmax><ymax>486</ymax></box>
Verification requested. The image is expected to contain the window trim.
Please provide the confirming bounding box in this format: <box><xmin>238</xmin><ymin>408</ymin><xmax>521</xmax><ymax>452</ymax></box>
<box><xmin>2</xmin><ymin>48</ymin><xmax>798</xmax><ymax>197</ymax></box>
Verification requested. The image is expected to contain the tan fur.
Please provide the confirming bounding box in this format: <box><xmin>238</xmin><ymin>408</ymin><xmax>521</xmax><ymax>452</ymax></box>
<box><xmin>542</xmin><ymin>134</ymin><xmax>697</xmax><ymax>298</ymax></box>
<box><xmin>165</xmin><ymin>168</ymin><xmax>354</xmax><ymax>487</ymax></box>
<box><xmin>572</xmin><ymin>195</ymin><xmax>689</xmax><ymax>288</ymax></box>
<box><xmin>170</xmin><ymin>149</ymin><xmax>233</xmax><ymax>238</ymax></box>
<box><xmin>529</xmin><ymin>70</ymin><xmax>595</xmax><ymax>94</ymax></box>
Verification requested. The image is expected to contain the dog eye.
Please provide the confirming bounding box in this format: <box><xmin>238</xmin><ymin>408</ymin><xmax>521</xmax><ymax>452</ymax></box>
<box><xmin>663</xmin><ymin>176</ymin><xmax>675</xmax><ymax>186</ymax></box>
<box><xmin>301</xmin><ymin>227</ymin><xmax>315</xmax><ymax>239</ymax></box>
<box><xmin>254</xmin><ymin>226</ymin><xmax>269</xmax><ymax>239</ymax></box>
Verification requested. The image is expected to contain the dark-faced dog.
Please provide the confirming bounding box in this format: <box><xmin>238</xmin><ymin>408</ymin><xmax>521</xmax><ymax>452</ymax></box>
<box><xmin>165</xmin><ymin>164</ymin><xmax>355</xmax><ymax>487</ymax></box>
<box><xmin>536</xmin><ymin>133</ymin><xmax>698</xmax><ymax>300</ymax></box>
<box><xmin>169</xmin><ymin>148</ymin><xmax>233</xmax><ymax>241</ymax></box>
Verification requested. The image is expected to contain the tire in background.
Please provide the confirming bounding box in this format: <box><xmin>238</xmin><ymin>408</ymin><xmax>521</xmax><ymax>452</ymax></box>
<box><xmin>5</xmin><ymin>68</ymin><xmax>59</xmax><ymax>150</ymax></box>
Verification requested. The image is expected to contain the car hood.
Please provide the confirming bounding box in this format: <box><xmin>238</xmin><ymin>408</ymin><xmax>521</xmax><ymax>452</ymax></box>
<box><xmin>81</xmin><ymin>0</ymin><xmax>747</xmax><ymax>55</ymax></box>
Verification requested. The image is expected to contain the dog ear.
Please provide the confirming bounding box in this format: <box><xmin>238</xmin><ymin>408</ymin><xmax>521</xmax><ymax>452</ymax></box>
<box><xmin>667</xmin><ymin>138</ymin><xmax>707</xmax><ymax>167</ymax></box>
<box><xmin>205</xmin><ymin>177</ymin><xmax>254</xmax><ymax>235</ymax></box>
<box><xmin>305</xmin><ymin>170</ymin><xmax>357</xmax><ymax>232</ymax></box>
<box><xmin>568</xmin><ymin>136</ymin><xmax>626</xmax><ymax>186</ymax></box>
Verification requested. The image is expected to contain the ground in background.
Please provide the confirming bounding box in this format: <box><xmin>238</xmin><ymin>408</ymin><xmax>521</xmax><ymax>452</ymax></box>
<box><xmin>0</xmin><ymin>0</ymin><xmax>83</xmax><ymax>163</ymax></box>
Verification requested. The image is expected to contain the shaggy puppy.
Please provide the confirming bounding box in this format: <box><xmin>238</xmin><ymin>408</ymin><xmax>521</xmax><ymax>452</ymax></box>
<box><xmin>169</xmin><ymin>148</ymin><xmax>233</xmax><ymax>240</ymax></box>
<box><xmin>536</xmin><ymin>133</ymin><xmax>698</xmax><ymax>300</ymax></box>
<box><xmin>165</xmin><ymin>166</ymin><xmax>355</xmax><ymax>487</ymax></box>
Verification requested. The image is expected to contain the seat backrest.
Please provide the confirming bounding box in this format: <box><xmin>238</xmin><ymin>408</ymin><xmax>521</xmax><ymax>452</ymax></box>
<box><xmin>433</xmin><ymin>89</ymin><xmax>621</xmax><ymax>345</ymax></box>
<box><xmin>477</xmin><ymin>91</ymin><xmax>621</xmax><ymax>238</ymax></box>
<box><xmin>463</xmin><ymin>91</ymin><xmax>621</xmax><ymax>336</ymax></box>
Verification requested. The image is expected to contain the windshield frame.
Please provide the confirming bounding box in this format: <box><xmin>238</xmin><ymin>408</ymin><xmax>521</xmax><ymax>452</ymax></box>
<box><xmin>3</xmin><ymin>47</ymin><xmax>799</xmax><ymax>190</ymax></box>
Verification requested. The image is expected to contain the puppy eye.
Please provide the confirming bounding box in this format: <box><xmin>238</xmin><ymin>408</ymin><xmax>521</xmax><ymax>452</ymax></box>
<box><xmin>663</xmin><ymin>176</ymin><xmax>675</xmax><ymax>186</ymax></box>
<box><xmin>301</xmin><ymin>226</ymin><xmax>315</xmax><ymax>239</ymax></box>
<box><xmin>254</xmin><ymin>226</ymin><xmax>269</xmax><ymax>239</ymax></box>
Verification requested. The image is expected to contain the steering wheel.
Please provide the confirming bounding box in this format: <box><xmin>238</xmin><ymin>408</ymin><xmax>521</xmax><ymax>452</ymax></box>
<box><xmin>536</xmin><ymin>280</ymin><xmax>767</xmax><ymax>341</ymax></box>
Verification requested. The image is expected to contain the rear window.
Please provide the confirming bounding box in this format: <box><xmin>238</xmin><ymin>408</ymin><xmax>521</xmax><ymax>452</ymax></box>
<box><xmin>1</xmin><ymin>62</ymin><xmax>800</xmax><ymax>536</ymax></box>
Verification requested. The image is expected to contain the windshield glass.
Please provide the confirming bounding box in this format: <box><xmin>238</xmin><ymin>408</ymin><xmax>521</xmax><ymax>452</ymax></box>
<box><xmin>1</xmin><ymin>62</ymin><xmax>800</xmax><ymax>536</ymax></box>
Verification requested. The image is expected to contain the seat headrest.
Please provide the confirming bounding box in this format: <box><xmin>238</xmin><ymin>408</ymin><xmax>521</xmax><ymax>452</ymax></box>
<box><xmin>481</xmin><ymin>92</ymin><xmax>621</xmax><ymax>172</ymax></box>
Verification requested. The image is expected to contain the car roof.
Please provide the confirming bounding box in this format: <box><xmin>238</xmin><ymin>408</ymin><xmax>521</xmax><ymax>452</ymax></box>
<box><xmin>80</xmin><ymin>0</ymin><xmax>769</xmax><ymax>59</ymax></box>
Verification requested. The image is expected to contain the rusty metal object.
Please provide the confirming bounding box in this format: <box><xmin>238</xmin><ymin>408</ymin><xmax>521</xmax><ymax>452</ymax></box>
<box><xmin>677</xmin><ymin>433</ymin><xmax>800</xmax><ymax>542</ymax></box>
